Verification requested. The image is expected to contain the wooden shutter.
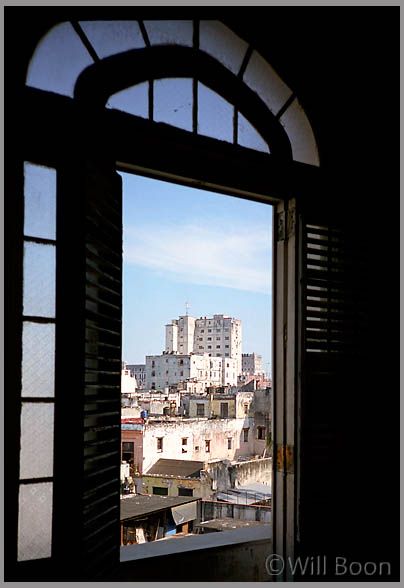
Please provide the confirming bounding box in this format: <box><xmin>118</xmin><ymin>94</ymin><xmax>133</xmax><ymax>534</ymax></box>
<box><xmin>54</xmin><ymin>159</ymin><xmax>122</xmax><ymax>581</ymax></box>
<box><xmin>297</xmin><ymin>214</ymin><xmax>371</xmax><ymax>569</ymax></box>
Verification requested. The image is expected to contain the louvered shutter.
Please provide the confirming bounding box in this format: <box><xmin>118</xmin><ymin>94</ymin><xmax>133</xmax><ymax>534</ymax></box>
<box><xmin>54</xmin><ymin>159</ymin><xmax>122</xmax><ymax>581</ymax></box>
<box><xmin>297</xmin><ymin>215</ymin><xmax>370</xmax><ymax>562</ymax></box>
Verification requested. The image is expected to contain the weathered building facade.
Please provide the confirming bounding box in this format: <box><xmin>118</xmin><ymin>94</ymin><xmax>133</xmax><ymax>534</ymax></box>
<box><xmin>145</xmin><ymin>352</ymin><xmax>237</xmax><ymax>390</ymax></box>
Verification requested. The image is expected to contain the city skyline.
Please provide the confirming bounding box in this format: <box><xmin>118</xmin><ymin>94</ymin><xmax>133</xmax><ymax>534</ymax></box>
<box><xmin>121</xmin><ymin>171</ymin><xmax>273</xmax><ymax>376</ymax></box>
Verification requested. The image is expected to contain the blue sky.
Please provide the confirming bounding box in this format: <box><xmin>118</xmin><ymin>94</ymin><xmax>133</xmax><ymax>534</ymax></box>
<box><xmin>121</xmin><ymin>172</ymin><xmax>273</xmax><ymax>376</ymax></box>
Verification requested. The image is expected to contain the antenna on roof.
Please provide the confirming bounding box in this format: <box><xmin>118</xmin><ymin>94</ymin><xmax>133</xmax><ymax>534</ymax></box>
<box><xmin>185</xmin><ymin>301</ymin><xmax>190</xmax><ymax>316</ymax></box>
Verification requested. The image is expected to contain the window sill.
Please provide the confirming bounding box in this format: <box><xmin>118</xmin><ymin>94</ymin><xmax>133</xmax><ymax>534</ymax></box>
<box><xmin>120</xmin><ymin>523</ymin><xmax>272</xmax><ymax>562</ymax></box>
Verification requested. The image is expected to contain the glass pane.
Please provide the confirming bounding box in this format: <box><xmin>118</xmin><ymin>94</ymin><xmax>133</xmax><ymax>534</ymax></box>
<box><xmin>200</xmin><ymin>21</ymin><xmax>248</xmax><ymax>75</ymax></box>
<box><xmin>154</xmin><ymin>78</ymin><xmax>193</xmax><ymax>131</ymax></box>
<box><xmin>198</xmin><ymin>82</ymin><xmax>233</xmax><ymax>143</ymax></box>
<box><xmin>18</xmin><ymin>483</ymin><xmax>53</xmax><ymax>561</ymax></box>
<box><xmin>144</xmin><ymin>20</ymin><xmax>193</xmax><ymax>47</ymax></box>
<box><xmin>107</xmin><ymin>82</ymin><xmax>149</xmax><ymax>118</ymax></box>
<box><xmin>279</xmin><ymin>98</ymin><xmax>320</xmax><ymax>166</ymax></box>
<box><xmin>238</xmin><ymin>113</ymin><xmax>270</xmax><ymax>153</ymax></box>
<box><xmin>26</xmin><ymin>22</ymin><xmax>93</xmax><ymax>97</ymax></box>
<box><xmin>22</xmin><ymin>322</ymin><xmax>55</xmax><ymax>398</ymax></box>
<box><xmin>24</xmin><ymin>162</ymin><xmax>56</xmax><ymax>240</ymax></box>
<box><xmin>243</xmin><ymin>50</ymin><xmax>292</xmax><ymax>115</ymax></box>
<box><xmin>20</xmin><ymin>403</ymin><xmax>54</xmax><ymax>479</ymax></box>
<box><xmin>23</xmin><ymin>242</ymin><xmax>56</xmax><ymax>318</ymax></box>
<box><xmin>79</xmin><ymin>20</ymin><xmax>145</xmax><ymax>59</ymax></box>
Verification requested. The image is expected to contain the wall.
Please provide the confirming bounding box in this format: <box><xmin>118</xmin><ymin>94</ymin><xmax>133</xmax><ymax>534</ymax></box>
<box><xmin>141</xmin><ymin>474</ymin><xmax>212</xmax><ymax>499</ymax></box>
<box><xmin>252</xmin><ymin>388</ymin><xmax>272</xmax><ymax>456</ymax></box>
<box><xmin>121</xmin><ymin>369</ymin><xmax>137</xmax><ymax>393</ymax></box>
<box><xmin>229</xmin><ymin>458</ymin><xmax>272</xmax><ymax>488</ymax></box>
<box><xmin>121</xmin><ymin>426</ymin><xmax>144</xmax><ymax>474</ymax></box>
<box><xmin>200</xmin><ymin>500</ymin><xmax>272</xmax><ymax>523</ymax></box>
<box><xmin>205</xmin><ymin>457</ymin><xmax>272</xmax><ymax>491</ymax></box>
<box><xmin>142</xmin><ymin>417</ymin><xmax>253</xmax><ymax>473</ymax></box>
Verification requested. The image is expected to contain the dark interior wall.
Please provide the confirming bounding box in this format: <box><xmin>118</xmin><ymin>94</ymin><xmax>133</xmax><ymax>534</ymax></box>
<box><xmin>5</xmin><ymin>8</ymin><xmax>399</xmax><ymax>581</ymax></box>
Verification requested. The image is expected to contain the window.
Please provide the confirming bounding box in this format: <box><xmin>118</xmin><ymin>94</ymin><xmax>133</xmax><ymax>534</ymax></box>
<box><xmin>227</xmin><ymin>438</ymin><xmax>232</xmax><ymax>449</ymax></box>
<box><xmin>178</xmin><ymin>487</ymin><xmax>193</xmax><ymax>497</ymax></box>
<box><xmin>225</xmin><ymin>345</ymin><xmax>229</xmax><ymax>348</ymax></box>
<box><xmin>243</xmin><ymin>403</ymin><xmax>249</xmax><ymax>415</ymax></box>
<box><xmin>182</xmin><ymin>438</ymin><xmax>188</xmax><ymax>453</ymax></box>
<box><xmin>157</xmin><ymin>437</ymin><xmax>163</xmax><ymax>451</ymax></box>
<box><xmin>195</xmin><ymin>446</ymin><xmax>199</xmax><ymax>452</ymax></box>
<box><xmin>196</xmin><ymin>403</ymin><xmax>205</xmax><ymax>416</ymax></box>
<box><xmin>122</xmin><ymin>441</ymin><xmax>134</xmax><ymax>463</ymax></box>
<box><xmin>243</xmin><ymin>428</ymin><xmax>249</xmax><ymax>442</ymax></box>
<box><xmin>8</xmin><ymin>15</ymin><xmax>322</xmax><ymax>581</ymax></box>
<box><xmin>220</xmin><ymin>403</ymin><xmax>228</xmax><ymax>418</ymax></box>
<box><xmin>205</xmin><ymin>440</ymin><xmax>211</xmax><ymax>453</ymax></box>
<box><xmin>216</xmin><ymin>345</ymin><xmax>220</xmax><ymax>349</ymax></box>
<box><xmin>216</xmin><ymin>337</ymin><xmax>220</xmax><ymax>340</ymax></box>
<box><xmin>153</xmin><ymin>486</ymin><xmax>168</xmax><ymax>496</ymax></box>
<box><xmin>207</xmin><ymin>345</ymin><xmax>211</xmax><ymax>349</ymax></box>
<box><xmin>257</xmin><ymin>427</ymin><xmax>266</xmax><ymax>440</ymax></box>
<box><xmin>207</xmin><ymin>337</ymin><xmax>212</xmax><ymax>341</ymax></box>
<box><xmin>180</xmin><ymin>371</ymin><xmax>183</xmax><ymax>377</ymax></box>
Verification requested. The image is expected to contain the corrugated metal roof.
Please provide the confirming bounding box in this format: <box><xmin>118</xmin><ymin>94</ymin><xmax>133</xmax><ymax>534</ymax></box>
<box><xmin>120</xmin><ymin>495</ymin><xmax>199</xmax><ymax>521</ymax></box>
<box><xmin>145</xmin><ymin>458</ymin><xmax>205</xmax><ymax>478</ymax></box>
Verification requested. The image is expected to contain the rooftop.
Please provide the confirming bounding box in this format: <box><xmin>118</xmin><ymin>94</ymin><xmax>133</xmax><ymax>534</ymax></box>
<box><xmin>120</xmin><ymin>494</ymin><xmax>199</xmax><ymax>522</ymax></box>
<box><xmin>145</xmin><ymin>458</ymin><xmax>205</xmax><ymax>478</ymax></box>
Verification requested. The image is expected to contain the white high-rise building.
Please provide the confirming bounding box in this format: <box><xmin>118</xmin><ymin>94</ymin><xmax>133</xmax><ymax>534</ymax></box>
<box><xmin>165</xmin><ymin>314</ymin><xmax>242</xmax><ymax>375</ymax></box>
<box><xmin>145</xmin><ymin>353</ymin><xmax>238</xmax><ymax>390</ymax></box>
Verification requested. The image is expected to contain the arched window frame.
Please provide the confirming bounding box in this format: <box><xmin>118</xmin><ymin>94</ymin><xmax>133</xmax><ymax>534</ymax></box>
<box><xmin>7</xmin><ymin>18</ymin><xmax>323</xmax><ymax>582</ymax></box>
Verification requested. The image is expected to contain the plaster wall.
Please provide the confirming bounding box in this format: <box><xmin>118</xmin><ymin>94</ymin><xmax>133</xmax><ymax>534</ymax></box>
<box><xmin>142</xmin><ymin>418</ymin><xmax>252</xmax><ymax>473</ymax></box>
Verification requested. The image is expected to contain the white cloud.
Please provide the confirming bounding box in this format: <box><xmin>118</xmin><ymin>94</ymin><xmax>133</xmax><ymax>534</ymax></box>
<box><xmin>124</xmin><ymin>222</ymin><xmax>272</xmax><ymax>294</ymax></box>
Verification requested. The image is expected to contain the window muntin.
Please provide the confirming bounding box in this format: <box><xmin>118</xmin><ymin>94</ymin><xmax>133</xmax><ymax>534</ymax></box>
<box><xmin>79</xmin><ymin>20</ymin><xmax>145</xmax><ymax>59</ymax></box>
<box><xmin>18</xmin><ymin>162</ymin><xmax>57</xmax><ymax>562</ymax></box>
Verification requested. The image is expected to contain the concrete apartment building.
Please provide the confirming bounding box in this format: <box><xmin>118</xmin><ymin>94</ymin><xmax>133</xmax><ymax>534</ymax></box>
<box><xmin>241</xmin><ymin>353</ymin><xmax>265</xmax><ymax>376</ymax></box>
<box><xmin>165</xmin><ymin>314</ymin><xmax>242</xmax><ymax>375</ymax></box>
<box><xmin>145</xmin><ymin>353</ymin><xmax>237</xmax><ymax>390</ymax></box>
<box><xmin>126</xmin><ymin>364</ymin><xmax>146</xmax><ymax>389</ymax></box>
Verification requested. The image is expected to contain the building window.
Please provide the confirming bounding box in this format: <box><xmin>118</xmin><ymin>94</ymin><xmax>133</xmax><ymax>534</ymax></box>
<box><xmin>227</xmin><ymin>438</ymin><xmax>232</xmax><ymax>449</ymax></box>
<box><xmin>195</xmin><ymin>446</ymin><xmax>199</xmax><ymax>451</ymax></box>
<box><xmin>207</xmin><ymin>337</ymin><xmax>212</xmax><ymax>341</ymax></box>
<box><xmin>225</xmin><ymin>345</ymin><xmax>229</xmax><ymax>348</ymax></box>
<box><xmin>178</xmin><ymin>487</ymin><xmax>193</xmax><ymax>497</ymax></box>
<box><xmin>257</xmin><ymin>426</ymin><xmax>266</xmax><ymax>440</ymax></box>
<box><xmin>207</xmin><ymin>345</ymin><xmax>211</xmax><ymax>349</ymax></box>
<box><xmin>243</xmin><ymin>428</ymin><xmax>249</xmax><ymax>442</ymax></box>
<box><xmin>205</xmin><ymin>440</ymin><xmax>211</xmax><ymax>453</ymax></box>
<box><xmin>216</xmin><ymin>337</ymin><xmax>221</xmax><ymax>340</ymax></box>
<box><xmin>243</xmin><ymin>403</ymin><xmax>248</xmax><ymax>415</ymax></box>
<box><xmin>180</xmin><ymin>371</ymin><xmax>183</xmax><ymax>377</ymax></box>
<box><xmin>152</xmin><ymin>361</ymin><xmax>155</xmax><ymax>368</ymax></box>
<box><xmin>208</xmin><ymin>329</ymin><xmax>212</xmax><ymax>333</ymax></box>
<box><xmin>182</xmin><ymin>438</ymin><xmax>188</xmax><ymax>453</ymax></box>
<box><xmin>220</xmin><ymin>403</ymin><xmax>228</xmax><ymax>418</ymax></box>
<box><xmin>179</xmin><ymin>359</ymin><xmax>184</xmax><ymax>365</ymax></box>
<box><xmin>151</xmin><ymin>370</ymin><xmax>155</xmax><ymax>377</ymax></box>
<box><xmin>153</xmin><ymin>486</ymin><xmax>168</xmax><ymax>496</ymax></box>
<box><xmin>196</xmin><ymin>403</ymin><xmax>205</xmax><ymax>416</ymax></box>
<box><xmin>216</xmin><ymin>345</ymin><xmax>220</xmax><ymax>349</ymax></box>
<box><xmin>157</xmin><ymin>437</ymin><xmax>163</xmax><ymax>451</ymax></box>
<box><xmin>200</xmin><ymin>330</ymin><xmax>204</xmax><ymax>333</ymax></box>
<box><xmin>122</xmin><ymin>441</ymin><xmax>134</xmax><ymax>463</ymax></box>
